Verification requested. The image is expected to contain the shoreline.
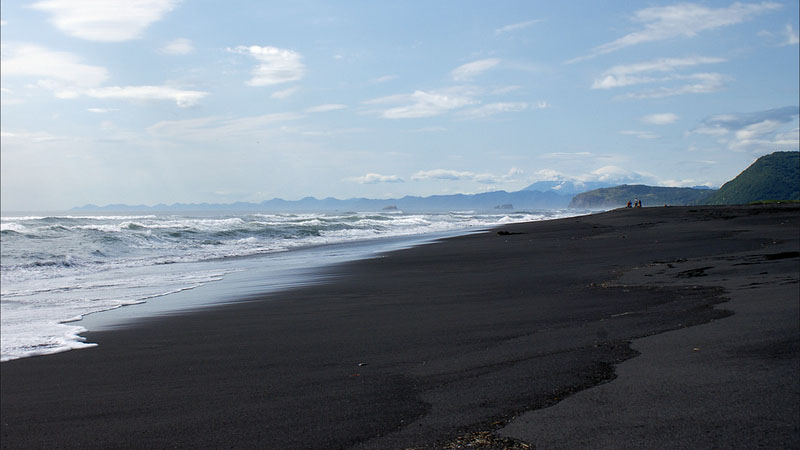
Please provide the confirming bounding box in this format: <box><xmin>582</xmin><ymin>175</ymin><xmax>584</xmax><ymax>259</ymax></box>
<box><xmin>2</xmin><ymin>205</ymin><xmax>798</xmax><ymax>449</ymax></box>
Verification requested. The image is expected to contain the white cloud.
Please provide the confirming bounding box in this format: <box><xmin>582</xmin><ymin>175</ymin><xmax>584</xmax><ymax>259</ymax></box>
<box><xmin>0</xmin><ymin>128</ymin><xmax>70</xmax><ymax>143</ymax></box>
<box><xmin>592</xmin><ymin>56</ymin><xmax>727</xmax><ymax>99</ymax></box>
<box><xmin>460</xmin><ymin>102</ymin><xmax>528</xmax><ymax>119</ymax></box>
<box><xmin>364</xmin><ymin>88</ymin><xmax>477</xmax><ymax>119</ymax></box>
<box><xmin>406</xmin><ymin>126</ymin><xmax>447</xmax><ymax>133</ymax></box>
<box><xmin>412</xmin><ymin>169</ymin><xmax>475</xmax><ymax>181</ymax></box>
<box><xmin>87</xmin><ymin>107</ymin><xmax>118</xmax><ymax>113</ymax></box>
<box><xmin>621</xmin><ymin>73</ymin><xmax>727</xmax><ymax>99</ymax></box>
<box><xmin>147</xmin><ymin>113</ymin><xmax>302</xmax><ymax>141</ymax></box>
<box><xmin>620</xmin><ymin>130</ymin><xmax>659</xmax><ymax>139</ymax></box>
<box><xmin>411</xmin><ymin>168</ymin><xmax>523</xmax><ymax>184</ymax></box>
<box><xmin>305</xmin><ymin>104</ymin><xmax>347</xmax><ymax>113</ymax></box>
<box><xmin>570</xmin><ymin>2</ymin><xmax>781</xmax><ymax>62</ymax></box>
<box><xmin>1</xmin><ymin>43</ymin><xmax>206</xmax><ymax>107</ymax></box>
<box><xmin>588</xmin><ymin>165</ymin><xmax>649</xmax><ymax>183</ymax></box>
<box><xmin>733</xmin><ymin>119</ymin><xmax>781</xmax><ymax>141</ymax></box>
<box><xmin>228</xmin><ymin>45</ymin><xmax>306</xmax><ymax>86</ymax></box>
<box><xmin>783</xmin><ymin>24</ymin><xmax>799</xmax><ymax>45</ymax></box>
<box><xmin>160</xmin><ymin>38</ymin><xmax>194</xmax><ymax>55</ymax></box>
<box><xmin>642</xmin><ymin>113</ymin><xmax>679</xmax><ymax>125</ymax></box>
<box><xmin>31</xmin><ymin>0</ymin><xmax>179</xmax><ymax>42</ymax></box>
<box><xmin>691</xmin><ymin>106</ymin><xmax>799</xmax><ymax>151</ymax></box>
<box><xmin>451</xmin><ymin>58</ymin><xmax>500</xmax><ymax>81</ymax></box>
<box><xmin>530</xmin><ymin>165</ymin><xmax>659</xmax><ymax>186</ymax></box>
<box><xmin>86</xmin><ymin>85</ymin><xmax>207</xmax><ymax>107</ymax></box>
<box><xmin>592</xmin><ymin>56</ymin><xmax>725</xmax><ymax>89</ymax></box>
<box><xmin>495</xmin><ymin>19</ymin><xmax>543</xmax><ymax>35</ymax></box>
<box><xmin>271</xmin><ymin>86</ymin><xmax>300</xmax><ymax>99</ymax></box>
<box><xmin>1</xmin><ymin>44</ymin><xmax>109</xmax><ymax>92</ymax></box>
<box><xmin>347</xmin><ymin>173</ymin><xmax>404</xmax><ymax>184</ymax></box>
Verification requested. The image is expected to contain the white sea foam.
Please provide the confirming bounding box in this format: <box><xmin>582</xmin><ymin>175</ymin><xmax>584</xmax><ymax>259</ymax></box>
<box><xmin>1</xmin><ymin>209</ymin><xmax>582</xmax><ymax>361</ymax></box>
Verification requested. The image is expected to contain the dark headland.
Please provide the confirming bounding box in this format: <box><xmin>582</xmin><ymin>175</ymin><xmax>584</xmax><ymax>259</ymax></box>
<box><xmin>2</xmin><ymin>205</ymin><xmax>798</xmax><ymax>449</ymax></box>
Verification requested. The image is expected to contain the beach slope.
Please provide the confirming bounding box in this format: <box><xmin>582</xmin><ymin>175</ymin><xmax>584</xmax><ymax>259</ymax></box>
<box><xmin>2</xmin><ymin>205</ymin><xmax>798</xmax><ymax>449</ymax></box>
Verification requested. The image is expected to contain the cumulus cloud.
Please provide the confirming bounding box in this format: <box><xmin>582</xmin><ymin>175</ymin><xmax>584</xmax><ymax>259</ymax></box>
<box><xmin>364</xmin><ymin>88</ymin><xmax>477</xmax><ymax>119</ymax></box>
<box><xmin>570</xmin><ymin>2</ymin><xmax>781</xmax><ymax>62</ymax></box>
<box><xmin>160</xmin><ymin>38</ymin><xmax>194</xmax><ymax>55</ymax></box>
<box><xmin>589</xmin><ymin>165</ymin><xmax>645</xmax><ymax>183</ymax></box>
<box><xmin>411</xmin><ymin>169</ymin><xmax>476</xmax><ymax>181</ymax></box>
<box><xmin>529</xmin><ymin>166</ymin><xmax>657</xmax><ymax>186</ymax></box>
<box><xmin>305</xmin><ymin>104</ymin><xmax>347</xmax><ymax>113</ymax></box>
<box><xmin>495</xmin><ymin>19</ymin><xmax>543</xmax><ymax>35</ymax></box>
<box><xmin>347</xmin><ymin>173</ymin><xmax>404</xmax><ymax>184</ymax></box>
<box><xmin>451</xmin><ymin>58</ymin><xmax>500</xmax><ymax>81</ymax></box>
<box><xmin>411</xmin><ymin>168</ymin><xmax>523</xmax><ymax>184</ymax></box>
<box><xmin>228</xmin><ymin>45</ymin><xmax>306</xmax><ymax>86</ymax></box>
<box><xmin>31</xmin><ymin>0</ymin><xmax>179</xmax><ymax>42</ymax></box>
<box><xmin>691</xmin><ymin>106</ymin><xmax>799</xmax><ymax>151</ymax></box>
<box><xmin>642</xmin><ymin>113</ymin><xmax>678</xmax><ymax>125</ymax></box>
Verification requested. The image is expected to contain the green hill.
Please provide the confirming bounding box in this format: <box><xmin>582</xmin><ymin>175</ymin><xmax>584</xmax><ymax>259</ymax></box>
<box><xmin>569</xmin><ymin>185</ymin><xmax>713</xmax><ymax>209</ymax></box>
<box><xmin>703</xmin><ymin>151</ymin><xmax>800</xmax><ymax>205</ymax></box>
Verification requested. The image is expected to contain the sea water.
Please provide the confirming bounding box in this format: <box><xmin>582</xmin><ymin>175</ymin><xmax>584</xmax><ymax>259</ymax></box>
<box><xmin>1</xmin><ymin>209</ymin><xmax>577</xmax><ymax>361</ymax></box>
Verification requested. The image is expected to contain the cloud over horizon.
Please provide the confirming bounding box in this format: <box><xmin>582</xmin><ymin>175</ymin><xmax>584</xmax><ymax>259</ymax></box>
<box><xmin>347</xmin><ymin>173</ymin><xmax>404</xmax><ymax>184</ymax></box>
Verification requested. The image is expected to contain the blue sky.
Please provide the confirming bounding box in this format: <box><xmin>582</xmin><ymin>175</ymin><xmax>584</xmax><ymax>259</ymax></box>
<box><xmin>1</xmin><ymin>0</ymin><xmax>798</xmax><ymax>211</ymax></box>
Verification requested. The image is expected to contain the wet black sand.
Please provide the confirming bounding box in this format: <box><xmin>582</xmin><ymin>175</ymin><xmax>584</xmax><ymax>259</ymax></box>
<box><xmin>2</xmin><ymin>205</ymin><xmax>798</xmax><ymax>449</ymax></box>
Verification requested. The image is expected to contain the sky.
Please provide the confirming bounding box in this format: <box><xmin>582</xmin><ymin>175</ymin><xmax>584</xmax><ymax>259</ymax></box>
<box><xmin>1</xmin><ymin>0</ymin><xmax>798</xmax><ymax>211</ymax></box>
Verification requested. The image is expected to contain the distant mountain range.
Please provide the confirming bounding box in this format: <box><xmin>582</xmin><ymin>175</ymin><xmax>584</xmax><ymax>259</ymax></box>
<box><xmin>73</xmin><ymin>189</ymin><xmax>573</xmax><ymax>213</ymax></box>
<box><xmin>72</xmin><ymin>151</ymin><xmax>799</xmax><ymax>213</ymax></box>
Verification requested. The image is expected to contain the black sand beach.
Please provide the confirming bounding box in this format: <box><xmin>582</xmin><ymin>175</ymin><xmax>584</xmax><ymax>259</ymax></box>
<box><xmin>2</xmin><ymin>205</ymin><xmax>798</xmax><ymax>449</ymax></box>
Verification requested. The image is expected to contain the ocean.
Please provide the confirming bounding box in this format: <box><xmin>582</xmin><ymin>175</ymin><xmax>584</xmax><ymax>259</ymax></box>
<box><xmin>0</xmin><ymin>209</ymin><xmax>579</xmax><ymax>362</ymax></box>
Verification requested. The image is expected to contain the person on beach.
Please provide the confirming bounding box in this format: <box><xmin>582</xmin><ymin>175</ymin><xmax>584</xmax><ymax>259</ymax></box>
<box><xmin>626</xmin><ymin>200</ymin><xmax>632</xmax><ymax>208</ymax></box>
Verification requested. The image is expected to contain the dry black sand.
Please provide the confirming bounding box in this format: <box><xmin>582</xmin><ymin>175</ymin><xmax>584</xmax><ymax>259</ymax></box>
<box><xmin>2</xmin><ymin>205</ymin><xmax>798</xmax><ymax>449</ymax></box>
